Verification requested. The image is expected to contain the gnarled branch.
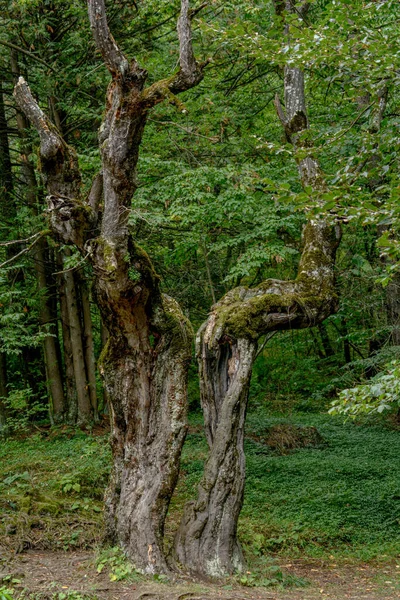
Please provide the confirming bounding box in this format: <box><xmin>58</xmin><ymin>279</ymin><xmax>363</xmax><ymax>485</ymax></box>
<box><xmin>174</xmin><ymin>0</ymin><xmax>341</xmax><ymax>578</ymax></box>
<box><xmin>140</xmin><ymin>0</ymin><xmax>208</xmax><ymax>108</ymax></box>
<box><xmin>13</xmin><ymin>77</ymin><xmax>95</xmax><ymax>249</ymax></box>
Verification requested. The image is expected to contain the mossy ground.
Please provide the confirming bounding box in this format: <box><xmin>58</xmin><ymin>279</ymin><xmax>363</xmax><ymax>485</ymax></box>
<box><xmin>0</xmin><ymin>428</ymin><xmax>110</xmax><ymax>553</ymax></box>
<box><xmin>1</xmin><ymin>407</ymin><xmax>400</xmax><ymax>571</ymax></box>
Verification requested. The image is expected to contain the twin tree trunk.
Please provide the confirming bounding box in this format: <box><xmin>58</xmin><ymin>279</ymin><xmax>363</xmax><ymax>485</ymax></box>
<box><xmin>14</xmin><ymin>0</ymin><xmax>340</xmax><ymax>577</ymax></box>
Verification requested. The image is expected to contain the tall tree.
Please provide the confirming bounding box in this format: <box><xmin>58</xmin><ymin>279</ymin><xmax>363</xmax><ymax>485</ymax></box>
<box><xmin>14</xmin><ymin>0</ymin><xmax>207</xmax><ymax>574</ymax></box>
<box><xmin>174</xmin><ymin>0</ymin><xmax>341</xmax><ymax>576</ymax></box>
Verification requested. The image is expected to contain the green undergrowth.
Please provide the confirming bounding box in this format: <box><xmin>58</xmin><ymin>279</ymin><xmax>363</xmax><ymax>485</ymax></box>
<box><xmin>173</xmin><ymin>410</ymin><xmax>400</xmax><ymax>564</ymax></box>
<box><xmin>0</xmin><ymin>429</ymin><xmax>110</xmax><ymax>552</ymax></box>
<box><xmin>0</xmin><ymin>587</ymin><xmax>97</xmax><ymax>600</ymax></box>
<box><xmin>1</xmin><ymin>410</ymin><xmax>400</xmax><ymax>570</ymax></box>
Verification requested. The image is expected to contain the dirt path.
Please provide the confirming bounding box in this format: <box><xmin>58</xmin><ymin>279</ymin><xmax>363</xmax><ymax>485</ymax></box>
<box><xmin>1</xmin><ymin>551</ymin><xmax>399</xmax><ymax>600</ymax></box>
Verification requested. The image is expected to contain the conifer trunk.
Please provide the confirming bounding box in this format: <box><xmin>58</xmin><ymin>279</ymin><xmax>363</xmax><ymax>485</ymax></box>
<box><xmin>0</xmin><ymin>352</ymin><xmax>7</xmax><ymax>434</ymax></box>
<box><xmin>78</xmin><ymin>272</ymin><xmax>98</xmax><ymax>421</ymax></box>
<box><xmin>57</xmin><ymin>253</ymin><xmax>78</xmax><ymax>421</ymax></box>
<box><xmin>62</xmin><ymin>255</ymin><xmax>92</xmax><ymax>425</ymax></box>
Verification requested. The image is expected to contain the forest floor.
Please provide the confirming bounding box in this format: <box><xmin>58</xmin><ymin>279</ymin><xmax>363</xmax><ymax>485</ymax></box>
<box><xmin>1</xmin><ymin>549</ymin><xmax>400</xmax><ymax>600</ymax></box>
<box><xmin>1</xmin><ymin>408</ymin><xmax>400</xmax><ymax>599</ymax></box>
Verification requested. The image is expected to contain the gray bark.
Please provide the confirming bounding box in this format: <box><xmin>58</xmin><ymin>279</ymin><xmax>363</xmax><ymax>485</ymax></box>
<box><xmin>57</xmin><ymin>252</ymin><xmax>78</xmax><ymax>422</ymax></box>
<box><xmin>78</xmin><ymin>272</ymin><xmax>99</xmax><ymax>421</ymax></box>
<box><xmin>62</xmin><ymin>253</ymin><xmax>92</xmax><ymax>425</ymax></box>
<box><xmin>11</xmin><ymin>50</ymin><xmax>66</xmax><ymax>421</ymax></box>
<box><xmin>174</xmin><ymin>4</ymin><xmax>340</xmax><ymax>577</ymax></box>
<box><xmin>0</xmin><ymin>80</ymin><xmax>12</xmax><ymax>433</ymax></box>
<box><xmin>14</xmin><ymin>0</ymin><xmax>207</xmax><ymax>574</ymax></box>
<box><xmin>100</xmin><ymin>319</ymin><xmax>110</xmax><ymax>413</ymax></box>
<box><xmin>0</xmin><ymin>352</ymin><xmax>7</xmax><ymax>435</ymax></box>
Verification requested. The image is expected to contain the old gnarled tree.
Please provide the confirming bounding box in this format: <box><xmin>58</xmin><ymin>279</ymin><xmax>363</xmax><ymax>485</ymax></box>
<box><xmin>14</xmin><ymin>0</ymin><xmax>341</xmax><ymax>579</ymax></box>
<box><xmin>14</xmin><ymin>0</ymin><xmax>207</xmax><ymax>575</ymax></box>
<box><xmin>174</xmin><ymin>1</ymin><xmax>341</xmax><ymax>577</ymax></box>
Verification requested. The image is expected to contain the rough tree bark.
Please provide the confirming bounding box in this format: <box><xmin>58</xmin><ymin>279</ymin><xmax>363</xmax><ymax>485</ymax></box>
<box><xmin>0</xmin><ymin>80</ymin><xmax>12</xmax><ymax>431</ymax></box>
<box><xmin>14</xmin><ymin>0</ymin><xmax>207</xmax><ymax>574</ymax></box>
<box><xmin>11</xmin><ymin>50</ymin><xmax>66</xmax><ymax>421</ymax></box>
<box><xmin>57</xmin><ymin>255</ymin><xmax>77</xmax><ymax>422</ymax></box>
<box><xmin>174</xmin><ymin>2</ymin><xmax>341</xmax><ymax>577</ymax></box>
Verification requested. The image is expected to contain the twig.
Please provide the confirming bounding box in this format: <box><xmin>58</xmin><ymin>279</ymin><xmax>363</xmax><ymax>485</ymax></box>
<box><xmin>256</xmin><ymin>331</ymin><xmax>277</xmax><ymax>358</ymax></box>
<box><xmin>327</xmin><ymin>102</ymin><xmax>374</xmax><ymax>144</ymax></box>
<box><xmin>148</xmin><ymin>118</ymin><xmax>219</xmax><ymax>142</ymax></box>
<box><xmin>0</xmin><ymin>40</ymin><xmax>56</xmax><ymax>71</ymax></box>
<box><xmin>0</xmin><ymin>231</ymin><xmax>44</xmax><ymax>247</ymax></box>
<box><xmin>0</xmin><ymin>231</ymin><xmax>50</xmax><ymax>269</ymax></box>
<box><xmin>53</xmin><ymin>252</ymin><xmax>90</xmax><ymax>275</ymax></box>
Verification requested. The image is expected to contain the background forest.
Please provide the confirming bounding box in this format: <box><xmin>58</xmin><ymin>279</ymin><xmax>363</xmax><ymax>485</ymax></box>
<box><xmin>1</xmin><ymin>0</ymin><xmax>400</xmax><ymax>596</ymax></box>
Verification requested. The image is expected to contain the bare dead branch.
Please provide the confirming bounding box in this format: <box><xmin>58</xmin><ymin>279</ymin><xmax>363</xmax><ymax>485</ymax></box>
<box><xmin>13</xmin><ymin>78</ymin><xmax>94</xmax><ymax>249</ymax></box>
<box><xmin>189</xmin><ymin>2</ymin><xmax>208</xmax><ymax>18</ymax></box>
<box><xmin>140</xmin><ymin>0</ymin><xmax>209</xmax><ymax>109</ymax></box>
<box><xmin>0</xmin><ymin>40</ymin><xmax>55</xmax><ymax>71</ymax></box>
<box><xmin>178</xmin><ymin>0</ymin><xmax>197</xmax><ymax>79</ymax></box>
<box><xmin>87</xmin><ymin>0</ymin><xmax>129</xmax><ymax>77</ymax></box>
<box><xmin>0</xmin><ymin>230</ymin><xmax>50</xmax><ymax>270</ymax></box>
<box><xmin>52</xmin><ymin>252</ymin><xmax>90</xmax><ymax>275</ymax></box>
<box><xmin>13</xmin><ymin>77</ymin><xmax>62</xmax><ymax>161</ymax></box>
<box><xmin>0</xmin><ymin>231</ymin><xmax>43</xmax><ymax>247</ymax></box>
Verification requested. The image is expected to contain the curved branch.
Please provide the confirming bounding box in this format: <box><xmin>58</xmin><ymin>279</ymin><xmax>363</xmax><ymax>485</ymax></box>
<box><xmin>13</xmin><ymin>77</ymin><xmax>63</xmax><ymax>162</ymax></box>
<box><xmin>13</xmin><ymin>78</ymin><xmax>94</xmax><ymax>249</ymax></box>
<box><xmin>140</xmin><ymin>0</ymin><xmax>208</xmax><ymax>109</ymax></box>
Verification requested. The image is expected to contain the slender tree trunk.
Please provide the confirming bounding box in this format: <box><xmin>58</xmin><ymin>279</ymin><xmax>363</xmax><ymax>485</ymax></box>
<box><xmin>62</xmin><ymin>253</ymin><xmax>92</xmax><ymax>425</ymax></box>
<box><xmin>318</xmin><ymin>323</ymin><xmax>334</xmax><ymax>358</ymax></box>
<box><xmin>57</xmin><ymin>252</ymin><xmax>77</xmax><ymax>422</ymax></box>
<box><xmin>0</xmin><ymin>80</ymin><xmax>12</xmax><ymax>431</ymax></box>
<box><xmin>100</xmin><ymin>319</ymin><xmax>110</xmax><ymax>413</ymax></box>
<box><xmin>0</xmin><ymin>352</ymin><xmax>8</xmax><ymax>434</ymax></box>
<box><xmin>11</xmin><ymin>49</ymin><xmax>66</xmax><ymax>421</ymax></box>
<box><xmin>386</xmin><ymin>277</ymin><xmax>400</xmax><ymax>345</ymax></box>
<box><xmin>37</xmin><ymin>247</ymin><xmax>66</xmax><ymax>420</ymax></box>
<box><xmin>77</xmin><ymin>272</ymin><xmax>98</xmax><ymax>421</ymax></box>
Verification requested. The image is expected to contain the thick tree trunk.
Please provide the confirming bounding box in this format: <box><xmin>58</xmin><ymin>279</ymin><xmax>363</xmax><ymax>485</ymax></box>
<box><xmin>174</xmin><ymin>222</ymin><xmax>340</xmax><ymax>576</ymax></box>
<box><xmin>175</xmin><ymin>337</ymin><xmax>256</xmax><ymax>575</ymax></box>
<box><xmin>97</xmin><ymin>266</ymin><xmax>192</xmax><ymax>573</ymax></box>
<box><xmin>14</xmin><ymin>0</ymin><xmax>206</xmax><ymax>574</ymax></box>
<box><xmin>175</xmin><ymin>3</ymin><xmax>341</xmax><ymax>576</ymax></box>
